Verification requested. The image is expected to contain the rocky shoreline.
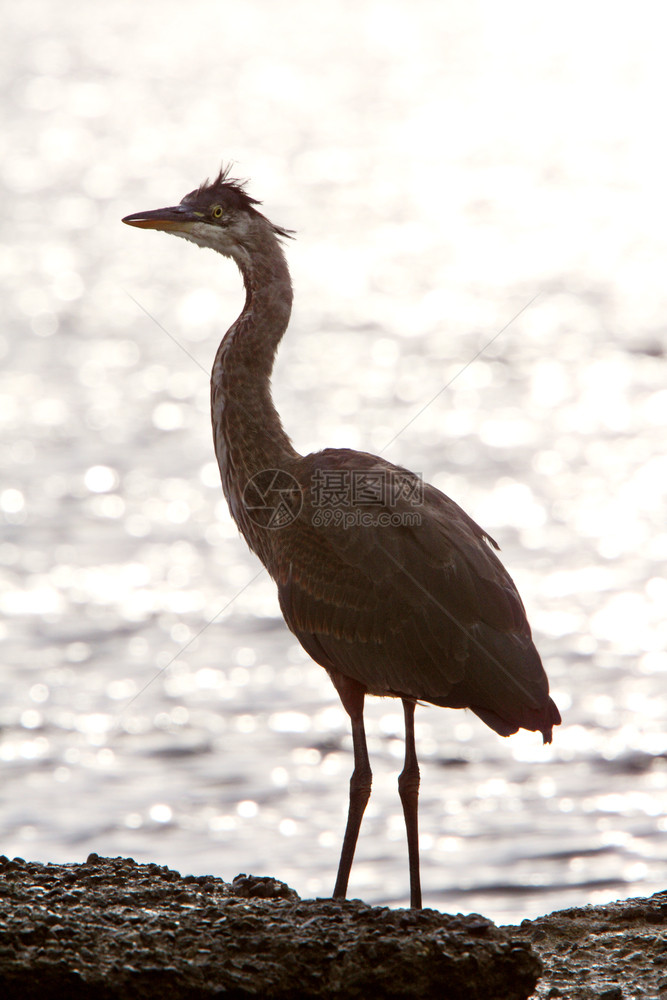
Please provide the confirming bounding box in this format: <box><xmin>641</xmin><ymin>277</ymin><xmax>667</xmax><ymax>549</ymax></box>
<box><xmin>0</xmin><ymin>854</ymin><xmax>664</xmax><ymax>998</ymax></box>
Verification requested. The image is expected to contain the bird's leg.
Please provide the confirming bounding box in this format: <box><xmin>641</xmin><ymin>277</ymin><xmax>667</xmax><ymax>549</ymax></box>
<box><xmin>398</xmin><ymin>698</ymin><xmax>422</xmax><ymax>909</ymax></box>
<box><xmin>330</xmin><ymin>673</ymin><xmax>372</xmax><ymax>900</ymax></box>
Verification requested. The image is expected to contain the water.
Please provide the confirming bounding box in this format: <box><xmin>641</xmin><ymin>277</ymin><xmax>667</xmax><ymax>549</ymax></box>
<box><xmin>2</xmin><ymin>0</ymin><xmax>666</xmax><ymax>924</ymax></box>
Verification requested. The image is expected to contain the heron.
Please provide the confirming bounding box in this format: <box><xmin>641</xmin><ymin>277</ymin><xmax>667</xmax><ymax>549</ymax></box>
<box><xmin>123</xmin><ymin>167</ymin><xmax>560</xmax><ymax>909</ymax></box>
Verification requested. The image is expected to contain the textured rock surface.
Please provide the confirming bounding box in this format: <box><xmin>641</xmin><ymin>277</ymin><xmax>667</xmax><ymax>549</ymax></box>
<box><xmin>2</xmin><ymin>854</ymin><xmax>666</xmax><ymax>998</ymax></box>
<box><xmin>512</xmin><ymin>891</ymin><xmax>667</xmax><ymax>999</ymax></box>
<box><xmin>0</xmin><ymin>855</ymin><xmax>540</xmax><ymax>999</ymax></box>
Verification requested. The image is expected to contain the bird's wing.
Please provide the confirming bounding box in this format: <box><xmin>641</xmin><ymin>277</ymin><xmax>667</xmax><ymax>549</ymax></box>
<box><xmin>272</xmin><ymin>450</ymin><xmax>555</xmax><ymax>737</ymax></box>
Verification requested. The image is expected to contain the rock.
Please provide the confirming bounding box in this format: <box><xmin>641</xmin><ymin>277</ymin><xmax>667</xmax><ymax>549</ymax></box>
<box><xmin>510</xmin><ymin>891</ymin><xmax>667</xmax><ymax>998</ymax></box>
<box><xmin>0</xmin><ymin>855</ymin><xmax>539</xmax><ymax>999</ymax></box>
<box><xmin>4</xmin><ymin>854</ymin><xmax>666</xmax><ymax>997</ymax></box>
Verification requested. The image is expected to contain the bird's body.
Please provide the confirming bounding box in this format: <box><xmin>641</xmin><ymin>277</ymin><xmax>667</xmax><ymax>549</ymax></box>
<box><xmin>123</xmin><ymin>168</ymin><xmax>560</xmax><ymax>908</ymax></box>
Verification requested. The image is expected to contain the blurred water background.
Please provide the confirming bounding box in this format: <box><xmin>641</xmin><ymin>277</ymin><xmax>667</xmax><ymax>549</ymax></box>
<box><xmin>1</xmin><ymin>0</ymin><xmax>666</xmax><ymax>924</ymax></box>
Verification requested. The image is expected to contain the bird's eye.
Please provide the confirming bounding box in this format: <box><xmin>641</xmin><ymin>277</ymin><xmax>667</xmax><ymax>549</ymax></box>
<box><xmin>211</xmin><ymin>206</ymin><xmax>223</xmax><ymax>219</ymax></box>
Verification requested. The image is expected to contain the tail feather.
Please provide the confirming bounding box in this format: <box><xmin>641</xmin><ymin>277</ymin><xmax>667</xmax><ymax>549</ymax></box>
<box><xmin>471</xmin><ymin>696</ymin><xmax>561</xmax><ymax>744</ymax></box>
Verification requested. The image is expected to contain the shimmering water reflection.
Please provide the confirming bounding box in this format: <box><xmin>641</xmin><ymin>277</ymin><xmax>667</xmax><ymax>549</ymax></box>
<box><xmin>2</xmin><ymin>0</ymin><xmax>667</xmax><ymax>924</ymax></box>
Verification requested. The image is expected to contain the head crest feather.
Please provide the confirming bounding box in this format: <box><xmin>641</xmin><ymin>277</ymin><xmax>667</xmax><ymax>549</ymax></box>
<box><xmin>187</xmin><ymin>164</ymin><xmax>294</xmax><ymax>240</ymax></box>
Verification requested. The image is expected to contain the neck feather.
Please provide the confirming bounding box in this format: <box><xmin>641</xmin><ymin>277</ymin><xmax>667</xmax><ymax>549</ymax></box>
<box><xmin>210</xmin><ymin>222</ymin><xmax>298</xmax><ymax>529</ymax></box>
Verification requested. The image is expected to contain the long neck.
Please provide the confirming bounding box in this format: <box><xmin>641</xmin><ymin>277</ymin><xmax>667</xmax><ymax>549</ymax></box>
<box><xmin>210</xmin><ymin>225</ymin><xmax>298</xmax><ymax>532</ymax></box>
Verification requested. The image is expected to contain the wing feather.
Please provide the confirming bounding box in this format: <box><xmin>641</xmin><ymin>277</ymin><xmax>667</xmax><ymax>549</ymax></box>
<box><xmin>272</xmin><ymin>449</ymin><xmax>559</xmax><ymax>740</ymax></box>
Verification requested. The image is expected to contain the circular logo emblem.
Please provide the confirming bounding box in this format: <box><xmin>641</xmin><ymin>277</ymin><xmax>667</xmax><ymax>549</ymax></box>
<box><xmin>242</xmin><ymin>469</ymin><xmax>303</xmax><ymax>530</ymax></box>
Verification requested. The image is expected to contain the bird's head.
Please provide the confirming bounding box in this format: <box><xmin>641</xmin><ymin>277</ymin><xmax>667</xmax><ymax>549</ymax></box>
<box><xmin>122</xmin><ymin>165</ymin><xmax>292</xmax><ymax>263</ymax></box>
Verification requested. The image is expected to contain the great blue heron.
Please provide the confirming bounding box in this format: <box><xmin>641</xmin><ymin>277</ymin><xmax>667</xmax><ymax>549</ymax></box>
<box><xmin>123</xmin><ymin>167</ymin><xmax>560</xmax><ymax>908</ymax></box>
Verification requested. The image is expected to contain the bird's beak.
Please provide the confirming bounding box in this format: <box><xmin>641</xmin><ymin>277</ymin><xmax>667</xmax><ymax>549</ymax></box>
<box><xmin>122</xmin><ymin>204</ymin><xmax>200</xmax><ymax>233</ymax></box>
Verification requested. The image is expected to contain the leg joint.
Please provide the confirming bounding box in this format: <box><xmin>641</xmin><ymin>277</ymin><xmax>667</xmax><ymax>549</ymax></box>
<box><xmin>398</xmin><ymin>768</ymin><xmax>420</xmax><ymax>798</ymax></box>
